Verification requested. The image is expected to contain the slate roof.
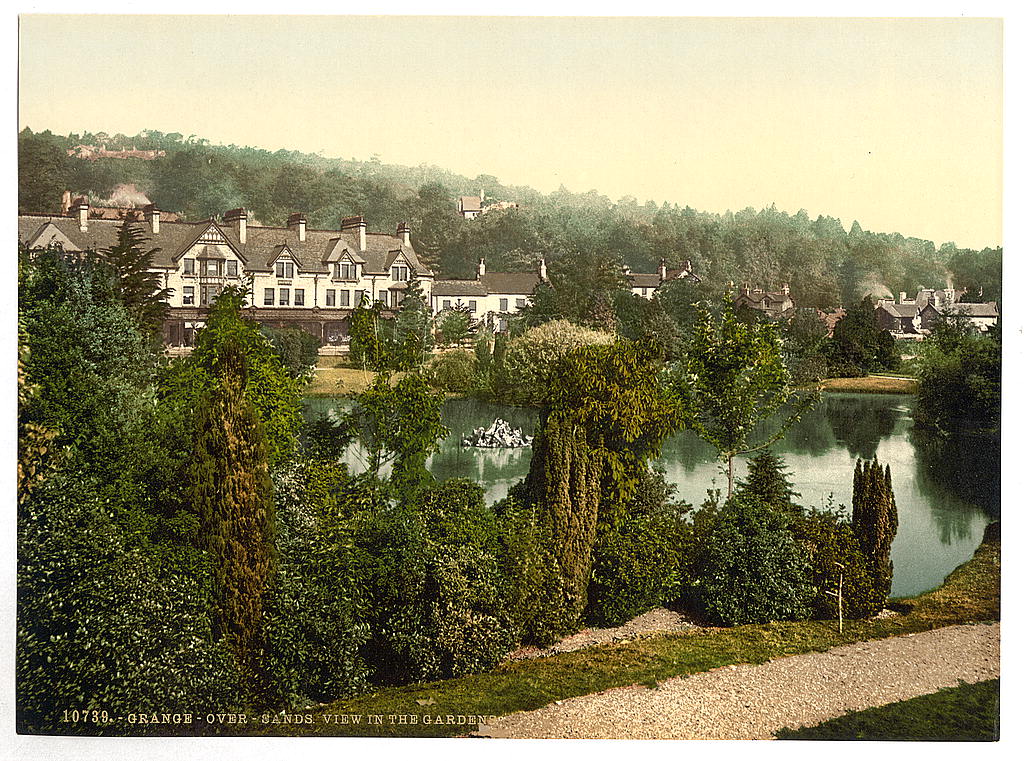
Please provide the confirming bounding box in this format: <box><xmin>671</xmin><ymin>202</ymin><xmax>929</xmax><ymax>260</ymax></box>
<box><xmin>17</xmin><ymin>214</ymin><xmax>433</xmax><ymax>277</ymax></box>
<box><xmin>480</xmin><ymin>272</ymin><xmax>542</xmax><ymax>295</ymax></box>
<box><xmin>628</xmin><ymin>273</ymin><xmax>661</xmax><ymax>289</ymax></box>
<box><xmin>431</xmin><ymin>280</ymin><xmax>489</xmax><ymax>297</ymax></box>
<box><xmin>459</xmin><ymin>196</ymin><xmax>482</xmax><ymax>212</ymax></box>
<box><xmin>877</xmin><ymin>302</ymin><xmax>919</xmax><ymax>319</ymax></box>
<box><xmin>928</xmin><ymin>302</ymin><xmax>1000</xmax><ymax>318</ymax></box>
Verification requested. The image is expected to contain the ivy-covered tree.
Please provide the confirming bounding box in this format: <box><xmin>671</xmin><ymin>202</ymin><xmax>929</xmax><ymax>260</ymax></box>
<box><xmin>190</xmin><ymin>338</ymin><xmax>277</xmax><ymax>705</ymax></box>
<box><xmin>852</xmin><ymin>458</ymin><xmax>899</xmax><ymax>612</ymax></box>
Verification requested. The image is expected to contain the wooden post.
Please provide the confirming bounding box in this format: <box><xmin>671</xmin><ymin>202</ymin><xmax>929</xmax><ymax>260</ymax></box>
<box><xmin>826</xmin><ymin>561</ymin><xmax>846</xmax><ymax>634</ymax></box>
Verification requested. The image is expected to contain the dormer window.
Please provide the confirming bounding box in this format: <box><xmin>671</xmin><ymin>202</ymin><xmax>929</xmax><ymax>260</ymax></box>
<box><xmin>276</xmin><ymin>260</ymin><xmax>295</xmax><ymax>279</ymax></box>
<box><xmin>391</xmin><ymin>264</ymin><xmax>409</xmax><ymax>281</ymax></box>
<box><xmin>335</xmin><ymin>262</ymin><xmax>357</xmax><ymax>280</ymax></box>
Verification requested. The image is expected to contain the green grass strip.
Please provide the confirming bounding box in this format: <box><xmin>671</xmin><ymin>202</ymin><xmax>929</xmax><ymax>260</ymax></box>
<box><xmin>776</xmin><ymin>679</ymin><xmax>999</xmax><ymax>741</ymax></box>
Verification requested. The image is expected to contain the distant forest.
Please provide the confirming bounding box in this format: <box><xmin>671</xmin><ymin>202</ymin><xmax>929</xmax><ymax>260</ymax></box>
<box><xmin>18</xmin><ymin>127</ymin><xmax>1001</xmax><ymax>307</ymax></box>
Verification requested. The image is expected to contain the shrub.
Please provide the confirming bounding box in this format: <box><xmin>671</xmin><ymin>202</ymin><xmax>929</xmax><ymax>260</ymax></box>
<box><xmin>425</xmin><ymin>349</ymin><xmax>478</xmax><ymax>393</ymax></box>
<box><xmin>354</xmin><ymin>479</ymin><xmax>513</xmax><ymax>684</ymax></box>
<box><xmin>790</xmin><ymin>505</ymin><xmax>878</xmax><ymax>620</ymax></box>
<box><xmin>691</xmin><ymin>494</ymin><xmax>812</xmax><ymax>626</ymax></box>
<box><xmin>263</xmin><ymin>460</ymin><xmax>371</xmax><ymax>708</ymax></box>
<box><xmin>497</xmin><ymin>319</ymin><xmax>614</xmax><ymax>405</ymax></box>
<box><xmin>261</xmin><ymin>325</ymin><xmax>321</xmax><ymax>381</ymax></box>
<box><xmin>17</xmin><ymin>475</ymin><xmax>242</xmax><ymax>734</ymax></box>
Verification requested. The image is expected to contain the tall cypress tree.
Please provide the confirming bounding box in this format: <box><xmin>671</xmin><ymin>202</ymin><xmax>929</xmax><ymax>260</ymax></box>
<box><xmin>852</xmin><ymin>457</ymin><xmax>899</xmax><ymax>613</ymax></box>
<box><xmin>191</xmin><ymin>338</ymin><xmax>276</xmax><ymax>704</ymax></box>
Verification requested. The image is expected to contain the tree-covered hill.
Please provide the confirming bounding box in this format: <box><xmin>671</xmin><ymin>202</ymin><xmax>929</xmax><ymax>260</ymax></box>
<box><xmin>18</xmin><ymin>127</ymin><xmax>1000</xmax><ymax>302</ymax></box>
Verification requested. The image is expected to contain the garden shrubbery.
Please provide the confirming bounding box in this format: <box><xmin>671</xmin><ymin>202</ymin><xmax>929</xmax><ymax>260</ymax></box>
<box><xmin>424</xmin><ymin>349</ymin><xmax>478</xmax><ymax>393</ymax></box>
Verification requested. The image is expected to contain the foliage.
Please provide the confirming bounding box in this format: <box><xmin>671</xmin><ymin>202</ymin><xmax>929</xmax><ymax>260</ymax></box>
<box><xmin>424</xmin><ymin>349</ymin><xmax>478</xmax><ymax>393</ymax></box>
<box><xmin>100</xmin><ymin>220</ymin><xmax>171</xmax><ymax>335</ymax></box>
<box><xmin>18</xmin><ymin>128</ymin><xmax>71</xmax><ymax>213</ymax></box>
<box><xmin>164</xmin><ymin>285</ymin><xmax>302</xmax><ymax>467</ymax></box>
<box><xmin>345</xmin><ymin>372</ymin><xmax>448</xmax><ymax>494</ymax></box>
<box><xmin>436</xmin><ymin>307</ymin><xmax>473</xmax><ymax>347</ymax></box>
<box><xmin>354</xmin><ymin>479</ymin><xmax>513</xmax><ymax>684</ymax></box>
<box><xmin>390</xmin><ymin>279</ymin><xmax>435</xmax><ymax>368</ymax></box>
<box><xmin>348</xmin><ymin>293</ymin><xmax>388</xmax><ymax>371</ymax></box>
<box><xmin>17</xmin><ymin>319</ymin><xmax>60</xmax><ymax>505</ymax></box>
<box><xmin>789</xmin><ymin>505</ymin><xmax>878</xmax><ymax>620</ymax></box>
<box><xmin>914</xmin><ymin>327</ymin><xmax>1000</xmax><ymax>434</ymax></box>
<box><xmin>17</xmin><ymin>474</ymin><xmax>242</xmax><ymax>734</ymax></box>
<box><xmin>496</xmin><ymin>319</ymin><xmax>615</xmax><ymax>405</ymax></box>
<box><xmin>853</xmin><ymin>458</ymin><xmax>899</xmax><ymax>612</ymax></box>
<box><xmin>263</xmin><ymin>460</ymin><xmax>370</xmax><ymax>707</ymax></box>
<box><xmin>671</xmin><ymin>298</ymin><xmax>813</xmax><ymax>496</ymax></box>
<box><xmin>690</xmin><ymin>494</ymin><xmax>812</xmax><ymax>626</ymax></box>
<box><xmin>260</xmin><ymin>325</ymin><xmax>321</xmax><ymax>381</ymax></box>
<box><xmin>827</xmin><ymin>296</ymin><xmax>899</xmax><ymax>376</ymax></box>
<box><xmin>190</xmin><ymin>339</ymin><xmax>277</xmax><ymax>705</ymax></box>
<box><xmin>735</xmin><ymin>450</ymin><xmax>801</xmax><ymax>515</ymax></box>
<box><xmin>587</xmin><ymin>469</ymin><xmax>691</xmax><ymax>626</ymax></box>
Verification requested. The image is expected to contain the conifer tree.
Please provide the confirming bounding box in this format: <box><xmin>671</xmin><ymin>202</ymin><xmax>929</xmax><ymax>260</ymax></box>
<box><xmin>191</xmin><ymin>338</ymin><xmax>276</xmax><ymax>705</ymax></box>
<box><xmin>852</xmin><ymin>458</ymin><xmax>899</xmax><ymax>612</ymax></box>
<box><xmin>101</xmin><ymin>220</ymin><xmax>170</xmax><ymax>335</ymax></box>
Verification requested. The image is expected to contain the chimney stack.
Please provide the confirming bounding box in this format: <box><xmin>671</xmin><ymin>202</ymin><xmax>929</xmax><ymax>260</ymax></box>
<box><xmin>539</xmin><ymin>256</ymin><xmax>547</xmax><ymax>281</ymax></box>
<box><xmin>397</xmin><ymin>222</ymin><xmax>411</xmax><ymax>247</ymax></box>
<box><xmin>61</xmin><ymin>190</ymin><xmax>72</xmax><ymax>215</ymax></box>
<box><xmin>341</xmin><ymin>215</ymin><xmax>366</xmax><ymax>252</ymax></box>
<box><xmin>70</xmin><ymin>196</ymin><xmax>89</xmax><ymax>232</ymax></box>
<box><xmin>659</xmin><ymin>258</ymin><xmax>667</xmax><ymax>282</ymax></box>
<box><xmin>899</xmin><ymin>291</ymin><xmax>906</xmax><ymax>304</ymax></box>
<box><xmin>781</xmin><ymin>283</ymin><xmax>790</xmax><ymax>297</ymax></box>
<box><xmin>478</xmin><ymin>258</ymin><xmax>486</xmax><ymax>278</ymax></box>
<box><xmin>223</xmin><ymin>208</ymin><xmax>247</xmax><ymax>244</ymax></box>
<box><xmin>144</xmin><ymin>203</ymin><xmax>161</xmax><ymax>234</ymax></box>
<box><xmin>287</xmin><ymin>212</ymin><xmax>307</xmax><ymax>242</ymax></box>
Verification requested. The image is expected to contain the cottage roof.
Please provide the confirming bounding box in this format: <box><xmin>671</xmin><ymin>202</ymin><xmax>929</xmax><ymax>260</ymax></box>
<box><xmin>628</xmin><ymin>273</ymin><xmax>661</xmax><ymax>289</ymax></box>
<box><xmin>432</xmin><ymin>280</ymin><xmax>489</xmax><ymax>297</ymax></box>
<box><xmin>480</xmin><ymin>272</ymin><xmax>541</xmax><ymax>295</ymax></box>
<box><xmin>459</xmin><ymin>196</ymin><xmax>482</xmax><ymax>212</ymax></box>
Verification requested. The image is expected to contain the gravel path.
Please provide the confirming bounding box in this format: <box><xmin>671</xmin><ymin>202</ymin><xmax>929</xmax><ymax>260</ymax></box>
<box><xmin>506</xmin><ymin>608</ymin><xmax>699</xmax><ymax>661</ymax></box>
<box><xmin>478</xmin><ymin>622</ymin><xmax>1000</xmax><ymax>739</ymax></box>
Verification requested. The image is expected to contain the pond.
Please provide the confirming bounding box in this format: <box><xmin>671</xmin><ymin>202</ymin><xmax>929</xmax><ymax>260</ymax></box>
<box><xmin>303</xmin><ymin>392</ymin><xmax>997</xmax><ymax>598</ymax></box>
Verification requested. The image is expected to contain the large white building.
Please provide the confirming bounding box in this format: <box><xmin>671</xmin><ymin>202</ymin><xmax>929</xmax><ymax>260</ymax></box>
<box><xmin>19</xmin><ymin>200</ymin><xmax>432</xmax><ymax>346</ymax></box>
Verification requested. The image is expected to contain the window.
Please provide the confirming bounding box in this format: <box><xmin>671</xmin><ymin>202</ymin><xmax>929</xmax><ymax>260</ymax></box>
<box><xmin>276</xmin><ymin>260</ymin><xmax>295</xmax><ymax>279</ymax></box>
<box><xmin>279</xmin><ymin>288</ymin><xmax>290</xmax><ymax>306</ymax></box>
<box><xmin>442</xmin><ymin>299</ymin><xmax>451</xmax><ymax>309</ymax></box>
<box><xmin>183</xmin><ymin>286</ymin><xmax>195</xmax><ymax>305</ymax></box>
<box><xmin>183</xmin><ymin>258</ymin><xmax>195</xmax><ymax>275</ymax></box>
<box><xmin>354</xmin><ymin>289</ymin><xmax>365</xmax><ymax>307</ymax></box>
<box><xmin>468</xmin><ymin>300</ymin><xmax>477</xmax><ymax>313</ymax></box>
<box><xmin>516</xmin><ymin>298</ymin><xmax>527</xmax><ymax>308</ymax></box>
<box><xmin>226</xmin><ymin>260</ymin><xmax>238</xmax><ymax>277</ymax></box>
<box><xmin>641</xmin><ymin>287</ymin><xmax>648</xmax><ymax>297</ymax></box>
<box><xmin>340</xmin><ymin>290</ymin><xmax>351</xmax><ymax>307</ymax></box>
<box><xmin>499</xmin><ymin>297</ymin><xmax>508</xmax><ymax>311</ymax></box>
<box><xmin>391</xmin><ymin>264</ymin><xmax>409</xmax><ymax>281</ymax></box>
<box><xmin>205</xmin><ymin>259</ymin><xmax>221</xmax><ymax>276</ymax></box>
<box><xmin>326</xmin><ymin>289</ymin><xmax>336</xmax><ymax>307</ymax></box>
<box><xmin>378</xmin><ymin>290</ymin><xmax>388</xmax><ymax>306</ymax></box>
<box><xmin>335</xmin><ymin>262</ymin><xmax>356</xmax><ymax>280</ymax></box>
<box><xmin>294</xmin><ymin>289</ymin><xmax>305</xmax><ymax>306</ymax></box>
<box><xmin>264</xmin><ymin>288</ymin><xmax>274</xmax><ymax>306</ymax></box>
<box><xmin>200</xmin><ymin>285</ymin><xmax>220</xmax><ymax>306</ymax></box>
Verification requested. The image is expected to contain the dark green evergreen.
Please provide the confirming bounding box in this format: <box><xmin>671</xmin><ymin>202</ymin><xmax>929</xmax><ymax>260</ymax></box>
<box><xmin>852</xmin><ymin>458</ymin><xmax>899</xmax><ymax>612</ymax></box>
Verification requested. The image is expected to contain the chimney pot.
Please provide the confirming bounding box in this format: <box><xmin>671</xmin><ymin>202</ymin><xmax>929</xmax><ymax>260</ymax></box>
<box><xmin>287</xmin><ymin>212</ymin><xmax>307</xmax><ymax>242</ymax></box>
<box><xmin>397</xmin><ymin>222</ymin><xmax>411</xmax><ymax>247</ymax></box>
<box><xmin>223</xmin><ymin>207</ymin><xmax>247</xmax><ymax>244</ymax></box>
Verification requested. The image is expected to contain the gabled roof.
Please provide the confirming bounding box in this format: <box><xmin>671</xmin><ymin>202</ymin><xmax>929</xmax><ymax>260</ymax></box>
<box><xmin>17</xmin><ymin>213</ymin><xmax>433</xmax><ymax>277</ymax></box>
<box><xmin>877</xmin><ymin>302</ymin><xmax>918</xmax><ymax>318</ymax></box>
<box><xmin>459</xmin><ymin>196</ymin><xmax>482</xmax><ymax>212</ymax></box>
<box><xmin>629</xmin><ymin>273</ymin><xmax>661</xmax><ymax>289</ymax></box>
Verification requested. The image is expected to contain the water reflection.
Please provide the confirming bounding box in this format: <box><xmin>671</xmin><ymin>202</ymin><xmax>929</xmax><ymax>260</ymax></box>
<box><xmin>303</xmin><ymin>393</ymin><xmax>994</xmax><ymax>598</ymax></box>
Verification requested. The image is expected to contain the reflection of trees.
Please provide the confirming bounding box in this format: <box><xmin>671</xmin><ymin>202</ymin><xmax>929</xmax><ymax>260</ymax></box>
<box><xmin>910</xmin><ymin>428</ymin><xmax>1000</xmax><ymax>519</ymax></box>
<box><xmin>656</xmin><ymin>430</ymin><xmax>719</xmax><ymax>474</ymax></box>
<box><xmin>763</xmin><ymin>400</ymin><xmax>835</xmax><ymax>457</ymax></box>
<box><xmin>824</xmin><ymin>394</ymin><xmax>902</xmax><ymax>460</ymax></box>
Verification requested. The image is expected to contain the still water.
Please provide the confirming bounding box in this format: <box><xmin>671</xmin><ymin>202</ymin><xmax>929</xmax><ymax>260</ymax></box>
<box><xmin>303</xmin><ymin>393</ymin><xmax>997</xmax><ymax>598</ymax></box>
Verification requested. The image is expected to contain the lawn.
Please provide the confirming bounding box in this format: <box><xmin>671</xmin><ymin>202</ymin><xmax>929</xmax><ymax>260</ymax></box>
<box><xmin>229</xmin><ymin>524</ymin><xmax>999</xmax><ymax>738</ymax></box>
<box><xmin>815</xmin><ymin>375</ymin><xmax>919</xmax><ymax>394</ymax></box>
<box><xmin>776</xmin><ymin>679</ymin><xmax>999</xmax><ymax>741</ymax></box>
<box><xmin>304</xmin><ymin>357</ymin><xmax>405</xmax><ymax>397</ymax></box>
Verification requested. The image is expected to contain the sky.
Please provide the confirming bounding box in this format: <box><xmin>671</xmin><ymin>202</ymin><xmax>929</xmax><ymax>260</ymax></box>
<box><xmin>18</xmin><ymin>14</ymin><xmax>1003</xmax><ymax>249</ymax></box>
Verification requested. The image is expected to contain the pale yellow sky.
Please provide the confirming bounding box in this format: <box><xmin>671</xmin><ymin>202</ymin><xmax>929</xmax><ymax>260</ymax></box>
<box><xmin>18</xmin><ymin>15</ymin><xmax>1002</xmax><ymax>248</ymax></box>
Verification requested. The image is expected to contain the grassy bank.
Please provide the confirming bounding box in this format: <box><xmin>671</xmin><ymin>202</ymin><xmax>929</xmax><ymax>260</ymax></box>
<box><xmin>814</xmin><ymin>375</ymin><xmax>919</xmax><ymax>394</ymax></box>
<box><xmin>776</xmin><ymin>679</ymin><xmax>999</xmax><ymax>741</ymax></box>
<box><xmin>232</xmin><ymin>525</ymin><xmax>998</xmax><ymax>738</ymax></box>
<box><xmin>304</xmin><ymin>357</ymin><xmax>408</xmax><ymax>397</ymax></box>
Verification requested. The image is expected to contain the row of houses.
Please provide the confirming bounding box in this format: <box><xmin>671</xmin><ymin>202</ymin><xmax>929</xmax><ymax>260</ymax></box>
<box><xmin>875</xmin><ymin>289</ymin><xmax>999</xmax><ymax>338</ymax></box>
<box><xmin>19</xmin><ymin>201</ymin><xmax>694</xmax><ymax>347</ymax></box>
